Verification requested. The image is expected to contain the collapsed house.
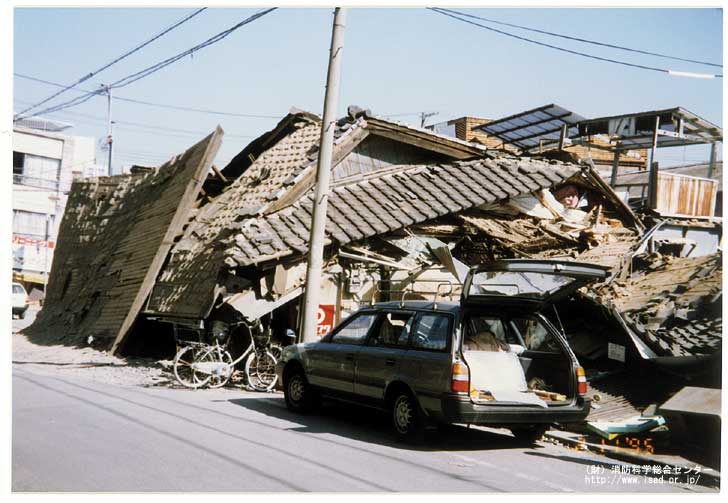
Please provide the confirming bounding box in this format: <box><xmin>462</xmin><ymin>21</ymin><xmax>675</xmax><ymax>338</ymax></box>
<box><xmin>25</xmin><ymin>107</ymin><xmax>721</xmax><ymax>389</ymax></box>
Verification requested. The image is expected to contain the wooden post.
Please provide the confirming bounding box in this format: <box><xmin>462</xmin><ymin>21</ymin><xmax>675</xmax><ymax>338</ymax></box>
<box><xmin>646</xmin><ymin>115</ymin><xmax>661</xmax><ymax>210</ymax></box>
<box><xmin>558</xmin><ymin>123</ymin><xmax>568</xmax><ymax>151</ymax></box>
<box><xmin>708</xmin><ymin>142</ymin><xmax>717</xmax><ymax>179</ymax></box>
<box><xmin>648</xmin><ymin>161</ymin><xmax>660</xmax><ymax>210</ymax></box>
<box><xmin>609</xmin><ymin>148</ymin><xmax>620</xmax><ymax>187</ymax></box>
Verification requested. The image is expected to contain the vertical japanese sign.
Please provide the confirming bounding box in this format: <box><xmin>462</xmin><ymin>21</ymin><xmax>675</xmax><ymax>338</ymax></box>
<box><xmin>316</xmin><ymin>304</ymin><xmax>335</xmax><ymax>337</ymax></box>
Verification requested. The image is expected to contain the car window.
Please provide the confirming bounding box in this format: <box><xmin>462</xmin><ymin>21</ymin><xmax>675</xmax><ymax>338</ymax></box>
<box><xmin>330</xmin><ymin>312</ymin><xmax>377</xmax><ymax>345</ymax></box>
<box><xmin>463</xmin><ymin>316</ymin><xmax>519</xmax><ymax>351</ymax></box>
<box><xmin>13</xmin><ymin>285</ymin><xmax>25</xmax><ymax>294</ymax></box>
<box><xmin>511</xmin><ymin>317</ymin><xmax>561</xmax><ymax>352</ymax></box>
<box><xmin>368</xmin><ymin>312</ymin><xmax>414</xmax><ymax>348</ymax></box>
<box><xmin>411</xmin><ymin>314</ymin><xmax>451</xmax><ymax>351</ymax></box>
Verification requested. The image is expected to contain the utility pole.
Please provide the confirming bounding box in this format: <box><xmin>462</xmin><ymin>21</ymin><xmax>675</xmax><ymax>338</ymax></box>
<box><xmin>104</xmin><ymin>84</ymin><xmax>114</xmax><ymax>176</ymax></box>
<box><xmin>420</xmin><ymin>111</ymin><xmax>438</xmax><ymax>128</ymax></box>
<box><xmin>301</xmin><ymin>7</ymin><xmax>347</xmax><ymax>343</ymax></box>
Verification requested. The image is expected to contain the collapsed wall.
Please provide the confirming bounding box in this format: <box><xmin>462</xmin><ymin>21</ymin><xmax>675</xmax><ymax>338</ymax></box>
<box><xmin>23</xmin><ymin>129</ymin><xmax>223</xmax><ymax>352</ymax></box>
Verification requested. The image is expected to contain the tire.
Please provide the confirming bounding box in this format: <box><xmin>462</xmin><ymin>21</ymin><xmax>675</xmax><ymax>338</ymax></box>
<box><xmin>284</xmin><ymin>368</ymin><xmax>316</xmax><ymax>413</ymax></box>
<box><xmin>510</xmin><ymin>425</ymin><xmax>548</xmax><ymax>445</ymax></box>
<box><xmin>391</xmin><ymin>390</ymin><xmax>424</xmax><ymax>443</ymax></box>
<box><xmin>245</xmin><ymin>351</ymin><xmax>278</xmax><ymax>392</ymax></box>
<box><xmin>173</xmin><ymin>345</ymin><xmax>211</xmax><ymax>389</ymax></box>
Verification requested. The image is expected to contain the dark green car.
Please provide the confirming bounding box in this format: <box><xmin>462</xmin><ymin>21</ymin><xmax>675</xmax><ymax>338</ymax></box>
<box><xmin>276</xmin><ymin>260</ymin><xmax>607</xmax><ymax>442</ymax></box>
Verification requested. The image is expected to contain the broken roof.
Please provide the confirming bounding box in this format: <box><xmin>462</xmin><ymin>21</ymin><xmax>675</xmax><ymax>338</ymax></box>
<box><xmin>145</xmin><ymin>109</ymin><xmax>490</xmax><ymax>320</ymax></box>
<box><xmin>24</xmin><ymin>128</ymin><xmax>223</xmax><ymax>351</ymax></box>
<box><xmin>577</xmin><ymin>107</ymin><xmax>723</xmax><ymax>149</ymax></box>
<box><xmin>221</xmin><ymin>156</ymin><xmax>581</xmax><ymax>268</ymax></box>
<box><xmin>476</xmin><ymin>104</ymin><xmax>586</xmax><ymax>152</ymax></box>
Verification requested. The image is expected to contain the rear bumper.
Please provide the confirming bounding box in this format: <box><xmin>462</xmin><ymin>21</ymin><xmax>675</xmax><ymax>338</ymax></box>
<box><xmin>439</xmin><ymin>394</ymin><xmax>591</xmax><ymax>426</ymax></box>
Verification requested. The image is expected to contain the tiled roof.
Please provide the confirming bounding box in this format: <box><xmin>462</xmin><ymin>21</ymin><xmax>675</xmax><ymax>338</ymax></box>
<box><xmin>222</xmin><ymin>156</ymin><xmax>581</xmax><ymax>268</ymax></box>
<box><xmin>601</xmin><ymin>253</ymin><xmax>722</xmax><ymax>358</ymax></box>
<box><xmin>24</xmin><ymin>129</ymin><xmax>223</xmax><ymax>351</ymax></box>
<box><xmin>146</xmin><ymin>111</ymin><xmax>490</xmax><ymax>319</ymax></box>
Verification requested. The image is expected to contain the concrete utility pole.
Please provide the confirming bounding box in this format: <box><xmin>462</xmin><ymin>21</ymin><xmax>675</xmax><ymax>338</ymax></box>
<box><xmin>301</xmin><ymin>8</ymin><xmax>347</xmax><ymax>343</ymax></box>
<box><xmin>104</xmin><ymin>85</ymin><xmax>114</xmax><ymax>176</ymax></box>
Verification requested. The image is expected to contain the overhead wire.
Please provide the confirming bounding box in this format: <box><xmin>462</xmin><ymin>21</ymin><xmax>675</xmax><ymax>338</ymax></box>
<box><xmin>15</xmin><ymin>73</ymin><xmax>283</xmax><ymax>119</ymax></box>
<box><xmin>428</xmin><ymin>7</ymin><xmax>723</xmax><ymax>79</ymax></box>
<box><xmin>14</xmin><ymin>98</ymin><xmax>256</xmax><ymax>139</ymax></box>
<box><xmin>14</xmin><ymin>8</ymin><xmax>208</xmax><ymax>121</ymax></box>
<box><xmin>15</xmin><ymin>8</ymin><xmax>278</xmax><ymax>120</ymax></box>
<box><xmin>431</xmin><ymin>7</ymin><xmax>722</xmax><ymax>68</ymax></box>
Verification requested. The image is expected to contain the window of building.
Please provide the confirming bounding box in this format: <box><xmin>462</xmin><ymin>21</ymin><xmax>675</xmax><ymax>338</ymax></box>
<box><xmin>13</xmin><ymin>151</ymin><xmax>25</xmax><ymax>175</ymax></box>
<box><xmin>13</xmin><ymin>210</ymin><xmax>50</xmax><ymax>238</ymax></box>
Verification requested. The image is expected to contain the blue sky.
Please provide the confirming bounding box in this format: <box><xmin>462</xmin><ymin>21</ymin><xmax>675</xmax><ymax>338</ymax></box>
<box><xmin>12</xmin><ymin>6</ymin><xmax>723</xmax><ymax>173</ymax></box>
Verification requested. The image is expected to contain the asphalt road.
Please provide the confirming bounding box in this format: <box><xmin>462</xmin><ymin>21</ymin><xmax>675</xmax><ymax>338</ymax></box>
<box><xmin>12</xmin><ymin>364</ymin><xmax>711</xmax><ymax>493</ymax></box>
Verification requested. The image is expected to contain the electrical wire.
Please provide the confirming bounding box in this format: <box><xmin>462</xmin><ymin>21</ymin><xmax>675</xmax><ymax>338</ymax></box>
<box><xmin>14</xmin><ymin>8</ymin><xmax>208</xmax><ymax>121</ymax></box>
<box><xmin>14</xmin><ymin>98</ymin><xmax>256</xmax><ymax>139</ymax></box>
<box><xmin>428</xmin><ymin>8</ymin><xmax>723</xmax><ymax>79</ymax></box>
<box><xmin>431</xmin><ymin>7</ymin><xmax>722</xmax><ymax>68</ymax></box>
<box><xmin>15</xmin><ymin>73</ymin><xmax>283</xmax><ymax>119</ymax></box>
<box><xmin>110</xmin><ymin>8</ymin><xmax>277</xmax><ymax>89</ymax></box>
<box><xmin>15</xmin><ymin>8</ymin><xmax>278</xmax><ymax>120</ymax></box>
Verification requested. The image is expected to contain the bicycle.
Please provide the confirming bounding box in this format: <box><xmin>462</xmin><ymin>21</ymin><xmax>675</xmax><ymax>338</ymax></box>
<box><xmin>173</xmin><ymin>319</ymin><xmax>279</xmax><ymax>391</ymax></box>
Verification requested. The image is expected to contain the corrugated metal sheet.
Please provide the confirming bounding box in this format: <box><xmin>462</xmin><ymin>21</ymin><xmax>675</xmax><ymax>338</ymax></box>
<box><xmin>656</xmin><ymin>172</ymin><xmax>718</xmax><ymax>217</ymax></box>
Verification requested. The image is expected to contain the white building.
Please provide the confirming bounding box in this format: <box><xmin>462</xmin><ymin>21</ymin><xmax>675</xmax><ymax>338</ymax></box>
<box><xmin>12</xmin><ymin>118</ymin><xmax>103</xmax><ymax>296</ymax></box>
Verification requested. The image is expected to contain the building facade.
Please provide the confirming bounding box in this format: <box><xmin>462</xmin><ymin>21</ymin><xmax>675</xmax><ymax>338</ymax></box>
<box><xmin>12</xmin><ymin>120</ymin><xmax>101</xmax><ymax>296</ymax></box>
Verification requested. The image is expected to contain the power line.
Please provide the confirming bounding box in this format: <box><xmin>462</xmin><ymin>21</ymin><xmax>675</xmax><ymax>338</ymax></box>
<box><xmin>14</xmin><ymin>98</ymin><xmax>256</xmax><ymax>139</ymax></box>
<box><xmin>15</xmin><ymin>8</ymin><xmax>278</xmax><ymax>120</ymax></box>
<box><xmin>15</xmin><ymin>73</ymin><xmax>283</xmax><ymax>119</ymax></box>
<box><xmin>431</xmin><ymin>7</ymin><xmax>722</xmax><ymax>68</ymax></box>
<box><xmin>428</xmin><ymin>8</ymin><xmax>723</xmax><ymax>79</ymax></box>
<box><xmin>110</xmin><ymin>8</ymin><xmax>277</xmax><ymax>89</ymax></box>
<box><xmin>14</xmin><ymin>8</ymin><xmax>207</xmax><ymax>121</ymax></box>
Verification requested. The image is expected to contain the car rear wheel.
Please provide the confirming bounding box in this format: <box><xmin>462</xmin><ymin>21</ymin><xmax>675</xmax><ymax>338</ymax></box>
<box><xmin>391</xmin><ymin>391</ymin><xmax>424</xmax><ymax>442</ymax></box>
<box><xmin>510</xmin><ymin>425</ymin><xmax>548</xmax><ymax>444</ymax></box>
<box><xmin>284</xmin><ymin>368</ymin><xmax>317</xmax><ymax>413</ymax></box>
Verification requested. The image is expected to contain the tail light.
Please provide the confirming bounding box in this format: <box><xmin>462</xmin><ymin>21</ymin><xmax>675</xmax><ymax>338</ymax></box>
<box><xmin>576</xmin><ymin>367</ymin><xmax>587</xmax><ymax>396</ymax></box>
<box><xmin>451</xmin><ymin>361</ymin><xmax>470</xmax><ymax>393</ymax></box>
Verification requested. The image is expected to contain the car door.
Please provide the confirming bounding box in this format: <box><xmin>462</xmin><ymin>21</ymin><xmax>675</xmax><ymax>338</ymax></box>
<box><xmin>305</xmin><ymin>311</ymin><xmax>377</xmax><ymax>395</ymax></box>
<box><xmin>398</xmin><ymin>312</ymin><xmax>455</xmax><ymax>414</ymax></box>
<box><xmin>354</xmin><ymin>310</ymin><xmax>414</xmax><ymax>401</ymax></box>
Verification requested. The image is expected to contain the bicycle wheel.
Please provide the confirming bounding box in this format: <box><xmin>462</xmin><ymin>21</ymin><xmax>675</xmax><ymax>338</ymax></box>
<box><xmin>269</xmin><ymin>343</ymin><xmax>283</xmax><ymax>361</ymax></box>
<box><xmin>245</xmin><ymin>351</ymin><xmax>278</xmax><ymax>392</ymax></box>
<box><xmin>173</xmin><ymin>345</ymin><xmax>211</xmax><ymax>389</ymax></box>
<box><xmin>202</xmin><ymin>345</ymin><xmax>234</xmax><ymax>389</ymax></box>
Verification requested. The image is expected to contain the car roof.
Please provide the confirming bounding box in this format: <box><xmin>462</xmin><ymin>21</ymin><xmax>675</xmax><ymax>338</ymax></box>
<box><xmin>365</xmin><ymin>300</ymin><xmax>460</xmax><ymax>315</ymax></box>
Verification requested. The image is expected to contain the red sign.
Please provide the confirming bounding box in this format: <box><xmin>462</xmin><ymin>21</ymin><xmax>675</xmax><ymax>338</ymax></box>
<box><xmin>316</xmin><ymin>304</ymin><xmax>335</xmax><ymax>337</ymax></box>
<box><xmin>12</xmin><ymin>234</ymin><xmax>55</xmax><ymax>249</ymax></box>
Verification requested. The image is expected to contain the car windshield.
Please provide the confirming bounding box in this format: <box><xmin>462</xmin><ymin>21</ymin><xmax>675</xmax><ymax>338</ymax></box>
<box><xmin>468</xmin><ymin>271</ymin><xmax>575</xmax><ymax>299</ymax></box>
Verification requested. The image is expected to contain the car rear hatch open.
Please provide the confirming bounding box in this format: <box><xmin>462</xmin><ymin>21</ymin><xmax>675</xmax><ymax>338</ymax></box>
<box><xmin>461</xmin><ymin>259</ymin><xmax>609</xmax><ymax>311</ymax></box>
